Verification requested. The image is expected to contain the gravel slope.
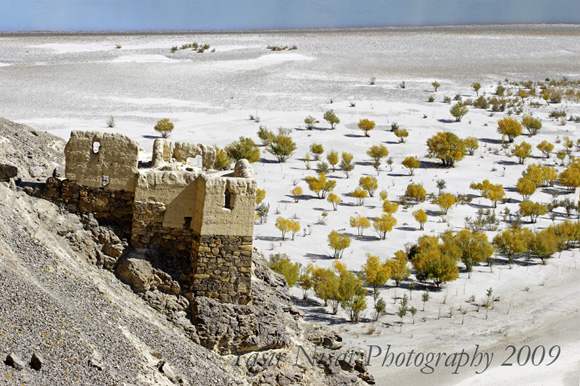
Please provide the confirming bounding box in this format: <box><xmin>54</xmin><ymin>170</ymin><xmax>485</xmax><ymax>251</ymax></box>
<box><xmin>0</xmin><ymin>184</ymin><xmax>243</xmax><ymax>385</ymax></box>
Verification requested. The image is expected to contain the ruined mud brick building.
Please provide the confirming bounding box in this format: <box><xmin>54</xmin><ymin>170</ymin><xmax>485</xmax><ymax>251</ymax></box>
<box><xmin>42</xmin><ymin>131</ymin><xmax>256</xmax><ymax>304</ymax></box>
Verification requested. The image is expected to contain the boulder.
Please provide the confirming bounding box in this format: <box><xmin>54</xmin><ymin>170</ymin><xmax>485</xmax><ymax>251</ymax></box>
<box><xmin>305</xmin><ymin>326</ymin><xmax>343</xmax><ymax>350</ymax></box>
<box><xmin>192</xmin><ymin>296</ymin><xmax>291</xmax><ymax>355</ymax></box>
<box><xmin>157</xmin><ymin>360</ymin><xmax>180</xmax><ymax>383</ymax></box>
<box><xmin>4</xmin><ymin>353</ymin><xmax>25</xmax><ymax>370</ymax></box>
<box><xmin>115</xmin><ymin>258</ymin><xmax>181</xmax><ymax>295</ymax></box>
<box><xmin>30</xmin><ymin>352</ymin><xmax>43</xmax><ymax>371</ymax></box>
<box><xmin>88</xmin><ymin>351</ymin><xmax>104</xmax><ymax>370</ymax></box>
<box><xmin>102</xmin><ymin>242</ymin><xmax>124</xmax><ymax>259</ymax></box>
<box><xmin>115</xmin><ymin>258</ymin><xmax>155</xmax><ymax>292</ymax></box>
<box><xmin>0</xmin><ymin>163</ymin><xmax>17</xmax><ymax>181</ymax></box>
<box><xmin>28</xmin><ymin>165</ymin><xmax>46</xmax><ymax>178</ymax></box>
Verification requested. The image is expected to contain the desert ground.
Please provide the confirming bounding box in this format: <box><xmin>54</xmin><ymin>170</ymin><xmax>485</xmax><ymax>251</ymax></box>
<box><xmin>0</xmin><ymin>25</ymin><xmax>579</xmax><ymax>385</ymax></box>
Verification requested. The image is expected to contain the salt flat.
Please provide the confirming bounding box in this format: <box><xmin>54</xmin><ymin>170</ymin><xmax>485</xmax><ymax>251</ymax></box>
<box><xmin>0</xmin><ymin>26</ymin><xmax>578</xmax><ymax>385</ymax></box>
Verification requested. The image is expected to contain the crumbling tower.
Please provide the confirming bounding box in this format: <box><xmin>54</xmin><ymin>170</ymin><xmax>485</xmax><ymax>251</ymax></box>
<box><xmin>189</xmin><ymin>160</ymin><xmax>256</xmax><ymax>304</ymax></box>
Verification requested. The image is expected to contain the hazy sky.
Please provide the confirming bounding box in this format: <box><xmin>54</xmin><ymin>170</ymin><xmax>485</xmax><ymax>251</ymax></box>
<box><xmin>1</xmin><ymin>0</ymin><xmax>579</xmax><ymax>32</ymax></box>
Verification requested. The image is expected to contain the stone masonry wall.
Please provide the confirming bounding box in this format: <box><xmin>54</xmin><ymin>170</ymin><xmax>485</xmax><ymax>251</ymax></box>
<box><xmin>191</xmin><ymin>235</ymin><xmax>252</xmax><ymax>305</ymax></box>
<box><xmin>39</xmin><ymin>177</ymin><xmax>134</xmax><ymax>230</ymax></box>
<box><xmin>131</xmin><ymin>201</ymin><xmax>193</xmax><ymax>258</ymax></box>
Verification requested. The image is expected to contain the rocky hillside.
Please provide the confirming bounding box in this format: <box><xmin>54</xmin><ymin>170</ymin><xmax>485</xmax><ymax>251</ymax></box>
<box><xmin>0</xmin><ymin>118</ymin><xmax>372</xmax><ymax>386</ymax></box>
<box><xmin>0</xmin><ymin>118</ymin><xmax>64</xmax><ymax>180</ymax></box>
<box><xmin>0</xmin><ymin>183</ymin><xmax>244</xmax><ymax>385</ymax></box>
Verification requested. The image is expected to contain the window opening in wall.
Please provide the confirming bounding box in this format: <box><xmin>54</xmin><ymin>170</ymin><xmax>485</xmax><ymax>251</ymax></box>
<box><xmin>183</xmin><ymin>217</ymin><xmax>192</xmax><ymax>229</ymax></box>
<box><xmin>92</xmin><ymin>141</ymin><xmax>101</xmax><ymax>154</ymax></box>
<box><xmin>224</xmin><ymin>187</ymin><xmax>234</xmax><ymax>210</ymax></box>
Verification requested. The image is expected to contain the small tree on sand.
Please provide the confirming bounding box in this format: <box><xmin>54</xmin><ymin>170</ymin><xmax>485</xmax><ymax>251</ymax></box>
<box><xmin>404</xmin><ymin>183</ymin><xmax>427</xmax><ymax>203</ymax></box>
<box><xmin>450</xmin><ymin>102</ymin><xmax>468</xmax><ymax>122</ymax></box>
<box><xmin>382</xmin><ymin>200</ymin><xmax>399</xmax><ymax>214</ymax></box>
<box><xmin>374</xmin><ymin>298</ymin><xmax>386</xmax><ymax>321</ymax></box>
<box><xmin>350</xmin><ymin>215</ymin><xmax>371</xmax><ymax>237</ymax></box>
<box><xmin>328</xmin><ymin>231</ymin><xmax>351</xmax><ymax>258</ymax></box>
<box><xmin>275</xmin><ymin>217</ymin><xmax>291</xmax><ymax>240</ymax></box>
<box><xmin>362</xmin><ymin>255</ymin><xmax>390</xmax><ymax>302</ymax></box>
<box><xmin>324</xmin><ymin>110</ymin><xmax>340</xmax><ymax>129</ymax></box>
<box><xmin>512</xmin><ymin>141</ymin><xmax>532</xmax><ymax>164</ymax></box>
<box><xmin>268</xmin><ymin>133</ymin><xmax>296</xmax><ymax>162</ymax></box>
<box><xmin>519</xmin><ymin>200</ymin><xmax>548</xmax><ymax>223</ymax></box>
<box><xmin>367</xmin><ymin>145</ymin><xmax>389</xmax><ymax>174</ymax></box>
<box><xmin>358</xmin><ymin>119</ymin><xmax>376</xmax><ymax>137</ymax></box>
<box><xmin>516</xmin><ymin>177</ymin><xmax>537</xmax><ymax>200</ymax></box>
<box><xmin>536</xmin><ymin>140</ymin><xmax>554</xmax><ymax>158</ymax></box>
<box><xmin>327</xmin><ymin>192</ymin><xmax>342</xmax><ymax>210</ymax></box>
<box><xmin>393</xmin><ymin>128</ymin><xmax>409</xmax><ymax>143</ymax></box>
<box><xmin>340</xmin><ymin>152</ymin><xmax>355</xmax><ymax>178</ymax></box>
<box><xmin>291</xmin><ymin>186</ymin><xmax>303</xmax><ymax>203</ymax></box>
<box><xmin>402</xmin><ymin>156</ymin><xmax>420</xmax><ymax>175</ymax></box>
<box><xmin>359</xmin><ymin>175</ymin><xmax>379</xmax><ymax>197</ymax></box>
<box><xmin>464</xmin><ymin>137</ymin><xmax>479</xmax><ymax>155</ymax></box>
<box><xmin>413</xmin><ymin>209</ymin><xmax>427</xmax><ymax>230</ymax></box>
<box><xmin>373</xmin><ymin>214</ymin><xmax>397</xmax><ymax>240</ymax></box>
<box><xmin>386</xmin><ymin>250</ymin><xmax>410</xmax><ymax>286</ymax></box>
<box><xmin>351</xmin><ymin>187</ymin><xmax>369</xmax><ymax>206</ymax></box>
<box><xmin>226</xmin><ymin>137</ymin><xmax>260</xmax><ymax>163</ymax></box>
<box><xmin>154</xmin><ymin>118</ymin><xmax>174</xmax><ymax>138</ymax></box>
<box><xmin>470</xmin><ymin>179</ymin><xmax>505</xmax><ymax>208</ymax></box>
<box><xmin>522</xmin><ymin>115</ymin><xmax>542</xmax><ymax>136</ymax></box>
<box><xmin>497</xmin><ymin>117</ymin><xmax>523</xmax><ymax>143</ymax></box>
<box><xmin>305</xmin><ymin>173</ymin><xmax>336</xmax><ymax>199</ymax></box>
<box><xmin>310</xmin><ymin>143</ymin><xmax>324</xmax><ymax>160</ymax></box>
<box><xmin>327</xmin><ymin>151</ymin><xmax>339</xmax><ymax>172</ymax></box>
<box><xmin>304</xmin><ymin>115</ymin><xmax>318</xmax><ymax>130</ymax></box>
<box><xmin>269</xmin><ymin>255</ymin><xmax>300</xmax><ymax>286</ymax></box>
<box><xmin>472</xmin><ymin>82</ymin><xmax>481</xmax><ymax>96</ymax></box>
<box><xmin>435</xmin><ymin>193</ymin><xmax>457</xmax><ymax>215</ymax></box>
<box><xmin>426</xmin><ymin>131</ymin><xmax>466</xmax><ymax>167</ymax></box>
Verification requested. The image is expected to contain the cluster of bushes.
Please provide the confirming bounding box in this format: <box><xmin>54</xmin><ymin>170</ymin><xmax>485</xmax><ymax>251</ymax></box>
<box><xmin>275</xmin><ymin>217</ymin><xmax>301</xmax><ymax>240</ymax></box>
<box><xmin>347</xmin><ymin>212</ymin><xmax>397</xmax><ymax>240</ymax></box>
<box><xmin>266</xmin><ymin>45</ymin><xmax>298</xmax><ymax>51</ymax></box>
<box><xmin>559</xmin><ymin>158</ymin><xmax>580</xmax><ymax>191</ymax></box>
<box><xmin>170</xmin><ymin>42</ymin><xmax>212</xmax><ymax>53</ymax></box>
<box><xmin>269</xmin><ymin>254</ymin><xmax>411</xmax><ymax>322</ymax></box>
<box><xmin>269</xmin><ymin>208</ymin><xmax>578</xmax><ymax>323</ymax></box>
<box><xmin>514</xmin><ymin>159</ymin><xmax>579</xmax><ymax>201</ymax></box>
<box><xmin>494</xmin><ymin>221</ymin><xmax>580</xmax><ymax>265</ymax></box>
<box><xmin>468</xmin><ymin>161</ymin><xmax>576</xmax><ymax>225</ymax></box>
<box><xmin>224</xmin><ymin>128</ymin><xmax>298</xmax><ymax>165</ymax></box>
<box><xmin>410</xmin><ymin>230</ymin><xmax>492</xmax><ymax>283</ymax></box>
<box><xmin>304</xmin><ymin>110</ymin><xmax>340</xmax><ymax>130</ymax></box>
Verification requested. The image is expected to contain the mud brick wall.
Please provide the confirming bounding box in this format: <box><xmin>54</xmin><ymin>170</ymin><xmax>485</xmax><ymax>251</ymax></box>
<box><xmin>191</xmin><ymin>235</ymin><xmax>252</xmax><ymax>305</ymax></box>
<box><xmin>64</xmin><ymin>131</ymin><xmax>139</xmax><ymax>192</ymax></box>
<box><xmin>131</xmin><ymin>201</ymin><xmax>193</xmax><ymax>258</ymax></box>
<box><xmin>39</xmin><ymin>177</ymin><xmax>134</xmax><ymax>229</ymax></box>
